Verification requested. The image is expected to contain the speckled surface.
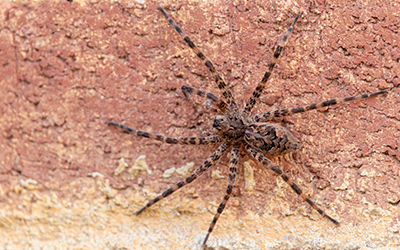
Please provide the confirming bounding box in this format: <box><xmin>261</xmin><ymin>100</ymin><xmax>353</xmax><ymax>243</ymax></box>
<box><xmin>0</xmin><ymin>0</ymin><xmax>400</xmax><ymax>249</ymax></box>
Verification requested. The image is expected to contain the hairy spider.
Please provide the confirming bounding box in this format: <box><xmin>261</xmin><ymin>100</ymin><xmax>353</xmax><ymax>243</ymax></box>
<box><xmin>106</xmin><ymin>6</ymin><xmax>388</xmax><ymax>247</ymax></box>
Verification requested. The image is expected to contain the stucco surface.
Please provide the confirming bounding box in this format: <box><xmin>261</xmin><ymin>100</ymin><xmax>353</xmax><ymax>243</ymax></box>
<box><xmin>0</xmin><ymin>0</ymin><xmax>400</xmax><ymax>249</ymax></box>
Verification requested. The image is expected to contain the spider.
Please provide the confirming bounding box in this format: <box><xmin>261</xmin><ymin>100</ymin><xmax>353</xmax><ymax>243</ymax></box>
<box><xmin>106</xmin><ymin>6</ymin><xmax>388</xmax><ymax>247</ymax></box>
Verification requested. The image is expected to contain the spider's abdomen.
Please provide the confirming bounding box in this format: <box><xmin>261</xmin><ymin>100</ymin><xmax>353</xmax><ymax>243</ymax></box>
<box><xmin>244</xmin><ymin>123</ymin><xmax>298</xmax><ymax>157</ymax></box>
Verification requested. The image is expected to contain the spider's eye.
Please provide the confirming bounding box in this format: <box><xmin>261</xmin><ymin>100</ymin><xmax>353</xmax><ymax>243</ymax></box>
<box><xmin>212</xmin><ymin>116</ymin><xmax>226</xmax><ymax>130</ymax></box>
<box><xmin>213</xmin><ymin>118</ymin><xmax>220</xmax><ymax>128</ymax></box>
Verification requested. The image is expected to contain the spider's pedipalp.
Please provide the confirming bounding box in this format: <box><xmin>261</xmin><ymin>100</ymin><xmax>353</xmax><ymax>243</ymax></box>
<box><xmin>158</xmin><ymin>6</ymin><xmax>237</xmax><ymax>108</ymax></box>
<box><xmin>106</xmin><ymin>121</ymin><xmax>221</xmax><ymax>145</ymax></box>
<box><xmin>106</xmin><ymin>5</ymin><xmax>390</xmax><ymax>246</ymax></box>
<box><xmin>205</xmin><ymin>99</ymin><xmax>220</xmax><ymax>113</ymax></box>
<box><xmin>252</xmin><ymin>89</ymin><xmax>388</xmax><ymax>122</ymax></box>
<box><xmin>203</xmin><ymin>145</ymin><xmax>240</xmax><ymax>246</ymax></box>
<box><xmin>181</xmin><ymin>85</ymin><xmax>227</xmax><ymax>112</ymax></box>
<box><xmin>135</xmin><ymin>143</ymin><xmax>229</xmax><ymax>216</ymax></box>
<box><xmin>243</xmin><ymin>12</ymin><xmax>301</xmax><ymax>116</ymax></box>
<box><xmin>245</xmin><ymin>145</ymin><xmax>339</xmax><ymax>225</ymax></box>
<box><xmin>181</xmin><ymin>85</ymin><xmax>219</xmax><ymax>102</ymax></box>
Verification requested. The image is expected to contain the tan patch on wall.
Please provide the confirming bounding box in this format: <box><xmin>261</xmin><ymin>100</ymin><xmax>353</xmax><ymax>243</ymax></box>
<box><xmin>0</xmin><ymin>0</ymin><xmax>399</xmax><ymax>249</ymax></box>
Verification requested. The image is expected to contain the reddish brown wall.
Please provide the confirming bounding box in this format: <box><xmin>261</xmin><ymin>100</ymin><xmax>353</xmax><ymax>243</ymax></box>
<box><xmin>0</xmin><ymin>0</ymin><xmax>399</xmax><ymax>249</ymax></box>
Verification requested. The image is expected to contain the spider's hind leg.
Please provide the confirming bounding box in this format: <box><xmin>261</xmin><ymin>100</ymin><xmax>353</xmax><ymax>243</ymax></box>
<box><xmin>252</xmin><ymin>89</ymin><xmax>388</xmax><ymax>122</ymax></box>
<box><xmin>245</xmin><ymin>145</ymin><xmax>339</xmax><ymax>225</ymax></box>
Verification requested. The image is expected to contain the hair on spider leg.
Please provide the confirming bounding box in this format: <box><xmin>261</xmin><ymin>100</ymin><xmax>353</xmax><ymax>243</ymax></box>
<box><xmin>106</xmin><ymin>5</ymin><xmax>389</xmax><ymax>247</ymax></box>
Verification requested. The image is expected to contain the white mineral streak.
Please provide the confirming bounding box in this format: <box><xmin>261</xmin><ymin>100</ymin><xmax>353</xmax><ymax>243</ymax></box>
<box><xmin>244</xmin><ymin>161</ymin><xmax>256</xmax><ymax>191</ymax></box>
<box><xmin>129</xmin><ymin>155</ymin><xmax>152</xmax><ymax>178</ymax></box>
<box><xmin>115</xmin><ymin>158</ymin><xmax>128</xmax><ymax>176</ymax></box>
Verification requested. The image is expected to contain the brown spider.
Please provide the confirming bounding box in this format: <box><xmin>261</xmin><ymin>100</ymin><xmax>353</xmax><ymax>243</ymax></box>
<box><xmin>106</xmin><ymin>6</ymin><xmax>388</xmax><ymax>247</ymax></box>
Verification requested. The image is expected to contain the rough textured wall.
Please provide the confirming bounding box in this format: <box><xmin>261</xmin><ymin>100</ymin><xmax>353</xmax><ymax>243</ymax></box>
<box><xmin>0</xmin><ymin>0</ymin><xmax>400</xmax><ymax>249</ymax></box>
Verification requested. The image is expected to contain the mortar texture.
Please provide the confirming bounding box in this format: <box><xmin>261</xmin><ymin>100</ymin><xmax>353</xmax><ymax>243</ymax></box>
<box><xmin>0</xmin><ymin>0</ymin><xmax>400</xmax><ymax>249</ymax></box>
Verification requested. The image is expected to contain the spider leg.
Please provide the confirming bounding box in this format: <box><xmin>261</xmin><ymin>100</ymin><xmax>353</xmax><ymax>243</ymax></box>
<box><xmin>203</xmin><ymin>145</ymin><xmax>239</xmax><ymax>246</ymax></box>
<box><xmin>106</xmin><ymin>121</ymin><xmax>221</xmax><ymax>145</ymax></box>
<box><xmin>245</xmin><ymin>145</ymin><xmax>339</xmax><ymax>225</ymax></box>
<box><xmin>135</xmin><ymin>143</ymin><xmax>230</xmax><ymax>216</ymax></box>
<box><xmin>252</xmin><ymin>89</ymin><xmax>388</xmax><ymax>122</ymax></box>
<box><xmin>243</xmin><ymin>12</ymin><xmax>301</xmax><ymax>116</ymax></box>
<box><xmin>158</xmin><ymin>6</ymin><xmax>237</xmax><ymax>109</ymax></box>
<box><xmin>181</xmin><ymin>85</ymin><xmax>227</xmax><ymax>112</ymax></box>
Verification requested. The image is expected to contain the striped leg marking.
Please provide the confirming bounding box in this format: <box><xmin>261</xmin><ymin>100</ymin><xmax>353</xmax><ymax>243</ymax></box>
<box><xmin>181</xmin><ymin>85</ymin><xmax>228</xmax><ymax>112</ymax></box>
<box><xmin>252</xmin><ymin>90</ymin><xmax>388</xmax><ymax>122</ymax></box>
<box><xmin>203</xmin><ymin>145</ymin><xmax>240</xmax><ymax>246</ymax></box>
<box><xmin>106</xmin><ymin>121</ymin><xmax>221</xmax><ymax>145</ymax></box>
<box><xmin>158</xmin><ymin>6</ymin><xmax>237</xmax><ymax>108</ymax></box>
<box><xmin>243</xmin><ymin>12</ymin><xmax>301</xmax><ymax>116</ymax></box>
<box><xmin>245</xmin><ymin>145</ymin><xmax>339</xmax><ymax>225</ymax></box>
<box><xmin>135</xmin><ymin>143</ymin><xmax>229</xmax><ymax>216</ymax></box>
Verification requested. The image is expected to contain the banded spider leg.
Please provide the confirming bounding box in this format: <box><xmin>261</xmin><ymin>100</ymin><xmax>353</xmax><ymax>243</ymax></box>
<box><xmin>106</xmin><ymin>4</ymin><xmax>390</xmax><ymax>248</ymax></box>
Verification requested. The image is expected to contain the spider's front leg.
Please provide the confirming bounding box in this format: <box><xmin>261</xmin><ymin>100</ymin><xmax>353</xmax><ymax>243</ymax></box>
<box><xmin>203</xmin><ymin>145</ymin><xmax>240</xmax><ymax>247</ymax></box>
<box><xmin>158</xmin><ymin>6</ymin><xmax>237</xmax><ymax>109</ymax></box>
<box><xmin>135</xmin><ymin>143</ymin><xmax>230</xmax><ymax>215</ymax></box>
<box><xmin>243</xmin><ymin>12</ymin><xmax>301</xmax><ymax>116</ymax></box>
<box><xmin>106</xmin><ymin>121</ymin><xmax>221</xmax><ymax>145</ymax></box>
<box><xmin>245</xmin><ymin>145</ymin><xmax>339</xmax><ymax>225</ymax></box>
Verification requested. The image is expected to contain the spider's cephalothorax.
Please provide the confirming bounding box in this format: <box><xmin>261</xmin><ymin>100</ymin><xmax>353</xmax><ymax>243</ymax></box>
<box><xmin>107</xmin><ymin>6</ymin><xmax>388</xmax><ymax>247</ymax></box>
<box><xmin>212</xmin><ymin>111</ymin><xmax>249</xmax><ymax>141</ymax></box>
